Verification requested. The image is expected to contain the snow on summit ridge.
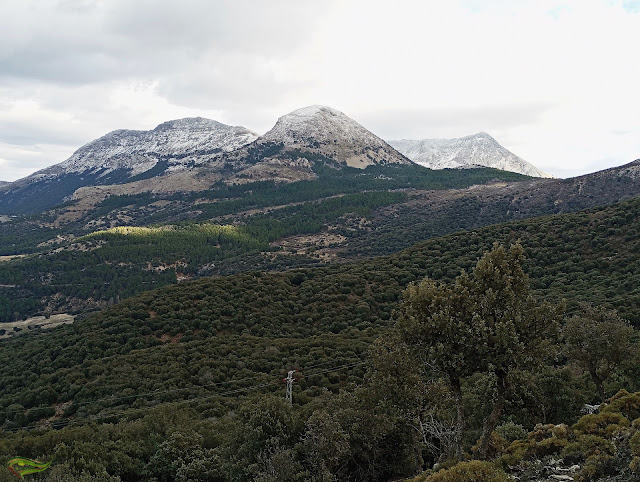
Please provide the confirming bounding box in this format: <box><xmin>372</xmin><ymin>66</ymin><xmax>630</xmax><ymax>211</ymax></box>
<box><xmin>263</xmin><ymin>105</ymin><xmax>386</xmax><ymax>146</ymax></box>
<box><xmin>14</xmin><ymin>117</ymin><xmax>257</xmax><ymax>185</ymax></box>
<box><xmin>259</xmin><ymin>105</ymin><xmax>412</xmax><ymax>168</ymax></box>
<box><xmin>389</xmin><ymin>132</ymin><xmax>551</xmax><ymax>178</ymax></box>
<box><xmin>45</xmin><ymin>117</ymin><xmax>258</xmax><ymax>178</ymax></box>
<box><xmin>0</xmin><ymin>117</ymin><xmax>260</xmax><ymax>213</ymax></box>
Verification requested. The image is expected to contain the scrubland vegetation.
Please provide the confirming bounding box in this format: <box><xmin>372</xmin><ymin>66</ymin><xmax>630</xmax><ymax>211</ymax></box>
<box><xmin>1</xmin><ymin>194</ymin><xmax>639</xmax><ymax>480</ymax></box>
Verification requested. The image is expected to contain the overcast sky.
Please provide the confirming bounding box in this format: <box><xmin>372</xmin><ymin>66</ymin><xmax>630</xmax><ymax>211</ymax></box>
<box><xmin>1</xmin><ymin>0</ymin><xmax>639</xmax><ymax>181</ymax></box>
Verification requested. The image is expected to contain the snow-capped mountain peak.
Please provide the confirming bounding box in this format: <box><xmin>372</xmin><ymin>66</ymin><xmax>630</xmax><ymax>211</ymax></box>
<box><xmin>263</xmin><ymin>105</ymin><xmax>382</xmax><ymax>146</ymax></box>
<box><xmin>26</xmin><ymin>117</ymin><xmax>258</xmax><ymax>181</ymax></box>
<box><xmin>0</xmin><ymin>117</ymin><xmax>259</xmax><ymax>213</ymax></box>
<box><xmin>259</xmin><ymin>105</ymin><xmax>411</xmax><ymax>168</ymax></box>
<box><xmin>389</xmin><ymin>132</ymin><xmax>551</xmax><ymax>178</ymax></box>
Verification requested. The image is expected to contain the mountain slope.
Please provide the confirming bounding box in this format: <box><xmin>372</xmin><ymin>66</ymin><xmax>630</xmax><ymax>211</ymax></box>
<box><xmin>1</xmin><ymin>195</ymin><xmax>638</xmax><ymax>431</ymax></box>
<box><xmin>341</xmin><ymin>158</ymin><xmax>640</xmax><ymax>258</ymax></box>
<box><xmin>65</xmin><ymin>105</ymin><xmax>418</xmax><ymax>210</ymax></box>
<box><xmin>0</xmin><ymin>118</ymin><xmax>258</xmax><ymax>214</ymax></box>
<box><xmin>260</xmin><ymin>105</ymin><xmax>412</xmax><ymax>168</ymax></box>
<box><xmin>222</xmin><ymin>105</ymin><xmax>413</xmax><ymax>183</ymax></box>
<box><xmin>0</xmin><ymin>107</ymin><xmax>415</xmax><ymax>213</ymax></box>
<box><xmin>389</xmin><ymin>132</ymin><xmax>550</xmax><ymax>178</ymax></box>
<box><xmin>4</xmin><ymin>159</ymin><xmax>640</xmax><ymax>323</ymax></box>
<box><xmin>44</xmin><ymin>117</ymin><xmax>257</xmax><ymax>178</ymax></box>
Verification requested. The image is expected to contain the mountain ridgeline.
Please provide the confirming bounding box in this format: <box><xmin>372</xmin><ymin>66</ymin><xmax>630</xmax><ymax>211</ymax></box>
<box><xmin>0</xmin><ymin>118</ymin><xmax>258</xmax><ymax>214</ymax></box>
<box><xmin>389</xmin><ymin>132</ymin><xmax>551</xmax><ymax>177</ymax></box>
<box><xmin>0</xmin><ymin>105</ymin><xmax>546</xmax><ymax>214</ymax></box>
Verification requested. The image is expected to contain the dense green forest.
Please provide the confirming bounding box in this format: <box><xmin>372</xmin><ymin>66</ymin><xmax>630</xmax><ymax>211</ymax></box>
<box><xmin>3</xmin><ymin>161</ymin><xmax>640</xmax><ymax>323</ymax></box>
<box><xmin>0</xmin><ymin>196</ymin><xmax>639</xmax><ymax>480</ymax></box>
<box><xmin>0</xmin><ymin>164</ymin><xmax>530</xmax><ymax>322</ymax></box>
<box><xmin>0</xmin><ymin>164</ymin><xmax>528</xmax><ymax>255</ymax></box>
<box><xmin>0</xmin><ymin>190</ymin><xmax>408</xmax><ymax>322</ymax></box>
<box><xmin>2</xmin><ymin>196</ymin><xmax>639</xmax><ymax>419</ymax></box>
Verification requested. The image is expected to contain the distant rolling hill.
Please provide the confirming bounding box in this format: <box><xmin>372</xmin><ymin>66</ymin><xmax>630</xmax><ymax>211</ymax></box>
<box><xmin>1</xmin><ymin>159</ymin><xmax>640</xmax><ymax>323</ymax></box>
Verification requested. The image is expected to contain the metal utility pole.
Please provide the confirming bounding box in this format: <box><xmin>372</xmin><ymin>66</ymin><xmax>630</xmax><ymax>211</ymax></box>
<box><xmin>284</xmin><ymin>370</ymin><xmax>296</xmax><ymax>405</ymax></box>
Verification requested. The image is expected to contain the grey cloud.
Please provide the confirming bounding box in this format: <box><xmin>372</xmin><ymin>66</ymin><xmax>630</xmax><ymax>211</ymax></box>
<box><xmin>108</xmin><ymin>0</ymin><xmax>326</xmax><ymax>53</ymax></box>
<box><xmin>0</xmin><ymin>118</ymin><xmax>90</xmax><ymax>147</ymax></box>
<box><xmin>356</xmin><ymin>102</ymin><xmax>557</xmax><ymax>141</ymax></box>
<box><xmin>155</xmin><ymin>53</ymin><xmax>304</xmax><ymax>116</ymax></box>
<box><xmin>0</xmin><ymin>1</ymin><xmax>332</xmax><ymax>86</ymax></box>
<box><xmin>0</xmin><ymin>142</ymin><xmax>76</xmax><ymax>182</ymax></box>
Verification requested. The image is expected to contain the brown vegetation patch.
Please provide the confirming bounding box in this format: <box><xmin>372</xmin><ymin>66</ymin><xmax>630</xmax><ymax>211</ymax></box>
<box><xmin>0</xmin><ymin>254</ymin><xmax>28</xmax><ymax>262</ymax></box>
<box><xmin>159</xmin><ymin>333</ymin><xmax>183</xmax><ymax>344</ymax></box>
<box><xmin>0</xmin><ymin>314</ymin><xmax>75</xmax><ymax>339</ymax></box>
<box><xmin>271</xmin><ymin>231</ymin><xmax>347</xmax><ymax>260</ymax></box>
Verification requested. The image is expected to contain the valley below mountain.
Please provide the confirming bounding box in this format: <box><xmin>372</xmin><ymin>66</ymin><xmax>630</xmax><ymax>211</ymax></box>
<box><xmin>1</xmin><ymin>192</ymin><xmax>639</xmax><ymax>481</ymax></box>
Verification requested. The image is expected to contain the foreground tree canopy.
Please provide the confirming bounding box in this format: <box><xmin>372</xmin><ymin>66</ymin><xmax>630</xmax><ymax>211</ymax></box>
<box><xmin>396</xmin><ymin>242</ymin><xmax>563</xmax><ymax>459</ymax></box>
<box><xmin>563</xmin><ymin>304</ymin><xmax>635</xmax><ymax>403</ymax></box>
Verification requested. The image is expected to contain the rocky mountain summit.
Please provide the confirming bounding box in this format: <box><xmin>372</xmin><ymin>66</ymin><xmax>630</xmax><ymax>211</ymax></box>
<box><xmin>213</xmin><ymin>105</ymin><xmax>414</xmax><ymax>185</ymax></box>
<box><xmin>1</xmin><ymin>107</ymin><xmax>566</xmax><ymax>214</ymax></box>
<box><xmin>0</xmin><ymin>118</ymin><xmax>258</xmax><ymax>213</ymax></box>
<box><xmin>259</xmin><ymin>105</ymin><xmax>412</xmax><ymax>168</ymax></box>
<box><xmin>389</xmin><ymin>132</ymin><xmax>551</xmax><ymax>178</ymax></box>
<box><xmin>22</xmin><ymin>117</ymin><xmax>257</xmax><ymax>181</ymax></box>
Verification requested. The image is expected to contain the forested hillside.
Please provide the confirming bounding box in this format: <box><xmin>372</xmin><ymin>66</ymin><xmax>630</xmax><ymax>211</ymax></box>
<box><xmin>1</xmin><ymin>196</ymin><xmax>638</xmax><ymax>421</ymax></box>
<box><xmin>1</xmin><ymin>196</ymin><xmax>639</xmax><ymax>480</ymax></box>
<box><xmin>0</xmin><ymin>165</ymin><xmax>530</xmax><ymax>322</ymax></box>
<box><xmin>2</xmin><ymin>160</ymin><xmax>640</xmax><ymax>324</ymax></box>
<box><xmin>0</xmin><ymin>201</ymin><xmax>638</xmax><ymax>480</ymax></box>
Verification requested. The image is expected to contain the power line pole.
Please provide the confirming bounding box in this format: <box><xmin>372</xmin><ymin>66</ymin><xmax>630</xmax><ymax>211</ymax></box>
<box><xmin>284</xmin><ymin>370</ymin><xmax>296</xmax><ymax>405</ymax></box>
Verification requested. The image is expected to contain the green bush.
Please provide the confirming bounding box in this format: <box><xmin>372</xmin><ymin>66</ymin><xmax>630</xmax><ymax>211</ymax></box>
<box><xmin>501</xmin><ymin>439</ymin><xmax>534</xmax><ymax>466</ymax></box>
<box><xmin>571</xmin><ymin>412</ymin><xmax>630</xmax><ymax>437</ymax></box>
<box><xmin>602</xmin><ymin>390</ymin><xmax>640</xmax><ymax>421</ymax></box>
<box><xmin>471</xmin><ymin>432</ymin><xmax>510</xmax><ymax>459</ymax></box>
<box><xmin>630</xmin><ymin>431</ymin><xmax>640</xmax><ymax>457</ymax></box>
<box><xmin>500</xmin><ymin>423</ymin><xmax>572</xmax><ymax>466</ymax></box>
<box><xmin>423</xmin><ymin>460</ymin><xmax>510</xmax><ymax>481</ymax></box>
<box><xmin>496</xmin><ymin>421</ymin><xmax>527</xmax><ymax>442</ymax></box>
<box><xmin>575</xmin><ymin>454</ymin><xmax>617</xmax><ymax>482</ymax></box>
<box><xmin>562</xmin><ymin>434</ymin><xmax>615</xmax><ymax>462</ymax></box>
<box><xmin>536</xmin><ymin>436</ymin><xmax>568</xmax><ymax>457</ymax></box>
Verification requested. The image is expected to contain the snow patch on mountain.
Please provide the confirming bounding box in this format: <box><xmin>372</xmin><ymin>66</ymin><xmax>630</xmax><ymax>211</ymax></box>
<box><xmin>22</xmin><ymin>117</ymin><xmax>258</xmax><ymax>182</ymax></box>
<box><xmin>259</xmin><ymin>105</ymin><xmax>412</xmax><ymax>168</ymax></box>
<box><xmin>389</xmin><ymin>133</ymin><xmax>551</xmax><ymax>178</ymax></box>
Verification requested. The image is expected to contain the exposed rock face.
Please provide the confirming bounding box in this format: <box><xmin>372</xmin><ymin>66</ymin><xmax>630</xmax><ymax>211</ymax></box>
<box><xmin>0</xmin><ymin>118</ymin><xmax>258</xmax><ymax>213</ymax></box>
<box><xmin>389</xmin><ymin>132</ymin><xmax>551</xmax><ymax>178</ymax></box>
<box><xmin>258</xmin><ymin>105</ymin><xmax>413</xmax><ymax>168</ymax></box>
<box><xmin>23</xmin><ymin>117</ymin><xmax>258</xmax><ymax>180</ymax></box>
